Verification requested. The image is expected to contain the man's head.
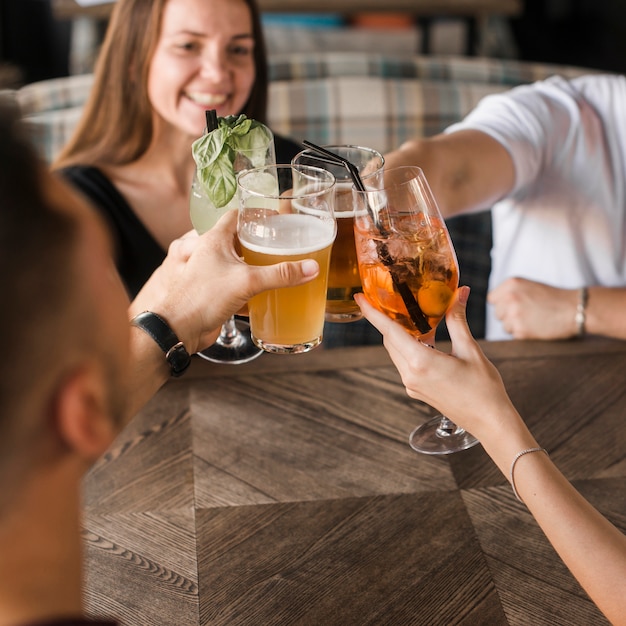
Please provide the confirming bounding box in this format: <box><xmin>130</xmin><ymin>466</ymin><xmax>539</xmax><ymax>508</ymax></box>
<box><xmin>0</xmin><ymin>101</ymin><xmax>130</xmax><ymax>508</ymax></box>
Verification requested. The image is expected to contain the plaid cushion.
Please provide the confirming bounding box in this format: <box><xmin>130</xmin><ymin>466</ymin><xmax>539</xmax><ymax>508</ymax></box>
<box><xmin>266</xmin><ymin>52</ymin><xmax>594</xmax><ymax>153</ymax></box>
<box><xmin>268</xmin><ymin>75</ymin><xmax>513</xmax><ymax>153</ymax></box>
<box><xmin>16</xmin><ymin>72</ymin><xmax>94</xmax><ymax>115</ymax></box>
<box><xmin>268</xmin><ymin>52</ymin><xmax>592</xmax><ymax>84</ymax></box>
<box><xmin>10</xmin><ymin>73</ymin><xmax>93</xmax><ymax>164</ymax></box>
<box><xmin>12</xmin><ymin>53</ymin><xmax>594</xmax><ymax>165</ymax></box>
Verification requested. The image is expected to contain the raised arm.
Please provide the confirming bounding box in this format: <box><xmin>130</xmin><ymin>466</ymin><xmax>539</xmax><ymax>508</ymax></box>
<box><xmin>383</xmin><ymin>129</ymin><xmax>516</xmax><ymax>217</ymax></box>
<box><xmin>355</xmin><ymin>289</ymin><xmax>626</xmax><ymax>625</ymax></box>
<box><xmin>124</xmin><ymin>210</ymin><xmax>319</xmax><ymax>419</ymax></box>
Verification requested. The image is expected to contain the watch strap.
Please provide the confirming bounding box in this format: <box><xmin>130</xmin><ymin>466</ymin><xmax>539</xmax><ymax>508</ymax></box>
<box><xmin>131</xmin><ymin>311</ymin><xmax>191</xmax><ymax>377</ymax></box>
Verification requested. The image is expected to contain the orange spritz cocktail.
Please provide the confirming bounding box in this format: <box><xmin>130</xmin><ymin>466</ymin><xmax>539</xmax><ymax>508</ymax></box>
<box><xmin>354</xmin><ymin>212</ymin><xmax>458</xmax><ymax>336</ymax></box>
<box><xmin>353</xmin><ymin>165</ymin><xmax>477</xmax><ymax>455</ymax></box>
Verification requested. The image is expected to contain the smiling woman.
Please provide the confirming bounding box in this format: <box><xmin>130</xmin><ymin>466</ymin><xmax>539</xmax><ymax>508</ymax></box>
<box><xmin>146</xmin><ymin>0</ymin><xmax>256</xmax><ymax>137</ymax></box>
<box><xmin>51</xmin><ymin>0</ymin><xmax>303</xmax><ymax>298</ymax></box>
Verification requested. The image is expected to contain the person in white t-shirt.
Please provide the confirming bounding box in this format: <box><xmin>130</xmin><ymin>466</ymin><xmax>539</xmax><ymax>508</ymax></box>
<box><xmin>384</xmin><ymin>74</ymin><xmax>626</xmax><ymax>341</ymax></box>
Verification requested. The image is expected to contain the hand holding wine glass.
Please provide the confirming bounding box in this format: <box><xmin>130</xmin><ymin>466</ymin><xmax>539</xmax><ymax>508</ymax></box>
<box><xmin>357</xmin><ymin>286</ymin><xmax>626</xmax><ymax>626</ymax></box>
<box><xmin>352</xmin><ymin>165</ymin><xmax>479</xmax><ymax>454</ymax></box>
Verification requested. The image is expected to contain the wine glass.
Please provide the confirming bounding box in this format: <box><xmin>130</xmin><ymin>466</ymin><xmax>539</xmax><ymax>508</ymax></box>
<box><xmin>189</xmin><ymin>121</ymin><xmax>276</xmax><ymax>364</ymax></box>
<box><xmin>352</xmin><ymin>165</ymin><xmax>479</xmax><ymax>454</ymax></box>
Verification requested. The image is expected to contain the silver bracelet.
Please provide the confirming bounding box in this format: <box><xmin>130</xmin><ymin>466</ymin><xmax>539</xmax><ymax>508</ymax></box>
<box><xmin>510</xmin><ymin>447</ymin><xmax>549</xmax><ymax>503</ymax></box>
<box><xmin>575</xmin><ymin>287</ymin><xmax>588</xmax><ymax>338</ymax></box>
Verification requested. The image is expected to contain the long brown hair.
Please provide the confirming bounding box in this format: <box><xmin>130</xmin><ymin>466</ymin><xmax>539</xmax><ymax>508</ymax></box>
<box><xmin>53</xmin><ymin>0</ymin><xmax>268</xmax><ymax>170</ymax></box>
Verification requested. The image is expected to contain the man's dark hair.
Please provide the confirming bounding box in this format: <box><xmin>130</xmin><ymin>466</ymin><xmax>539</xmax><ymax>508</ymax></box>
<box><xmin>0</xmin><ymin>98</ymin><xmax>80</xmax><ymax>484</ymax></box>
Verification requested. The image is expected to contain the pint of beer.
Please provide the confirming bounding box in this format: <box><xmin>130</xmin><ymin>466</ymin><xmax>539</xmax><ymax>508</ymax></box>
<box><xmin>292</xmin><ymin>146</ymin><xmax>384</xmax><ymax>322</ymax></box>
<box><xmin>237</xmin><ymin>165</ymin><xmax>336</xmax><ymax>353</ymax></box>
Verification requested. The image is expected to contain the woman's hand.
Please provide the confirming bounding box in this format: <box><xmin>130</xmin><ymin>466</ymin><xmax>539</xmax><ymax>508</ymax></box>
<box><xmin>354</xmin><ymin>287</ymin><xmax>517</xmax><ymax>443</ymax></box>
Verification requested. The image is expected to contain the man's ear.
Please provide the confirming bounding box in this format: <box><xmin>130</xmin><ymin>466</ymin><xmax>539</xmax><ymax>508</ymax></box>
<box><xmin>52</xmin><ymin>362</ymin><xmax>117</xmax><ymax>461</ymax></box>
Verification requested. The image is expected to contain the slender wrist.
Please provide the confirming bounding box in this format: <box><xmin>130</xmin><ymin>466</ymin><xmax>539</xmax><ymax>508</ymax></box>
<box><xmin>473</xmin><ymin>407</ymin><xmax>539</xmax><ymax>476</ymax></box>
<box><xmin>510</xmin><ymin>447</ymin><xmax>549</xmax><ymax>503</ymax></box>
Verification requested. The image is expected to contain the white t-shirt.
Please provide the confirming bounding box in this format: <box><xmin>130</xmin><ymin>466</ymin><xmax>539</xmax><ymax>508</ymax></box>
<box><xmin>446</xmin><ymin>74</ymin><xmax>626</xmax><ymax>340</ymax></box>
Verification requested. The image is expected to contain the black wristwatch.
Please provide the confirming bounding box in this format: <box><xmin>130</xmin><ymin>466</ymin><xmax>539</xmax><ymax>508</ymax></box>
<box><xmin>130</xmin><ymin>311</ymin><xmax>192</xmax><ymax>377</ymax></box>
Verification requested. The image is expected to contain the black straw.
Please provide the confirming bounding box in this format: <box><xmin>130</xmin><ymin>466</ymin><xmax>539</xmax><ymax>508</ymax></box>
<box><xmin>205</xmin><ymin>109</ymin><xmax>218</xmax><ymax>133</ymax></box>
<box><xmin>300</xmin><ymin>140</ymin><xmax>430</xmax><ymax>334</ymax></box>
<box><xmin>303</xmin><ymin>140</ymin><xmax>366</xmax><ymax>192</ymax></box>
<box><xmin>302</xmin><ymin>140</ymin><xmax>381</xmax><ymax>230</ymax></box>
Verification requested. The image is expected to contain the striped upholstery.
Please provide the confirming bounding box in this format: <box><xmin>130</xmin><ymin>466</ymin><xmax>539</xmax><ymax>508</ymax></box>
<box><xmin>4</xmin><ymin>52</ymin><xmax>594</xmax><ymax>164</ymax></box>
<box><xmin>266</xmin><ymin>53</ymin><xmax>594</xmax><ymax>152</ymax></box>
<box><xmin>7</xmin><ymin>72</ymin><xmax>93</xmax><ymax>164</ymax></box>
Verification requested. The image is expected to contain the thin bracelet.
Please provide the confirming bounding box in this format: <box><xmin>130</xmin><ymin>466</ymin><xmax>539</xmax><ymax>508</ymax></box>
<box><xmin>510</xmin><ymin>447</ymin><xmax>549</xmax><ymax>503</ymax></box>
<box><xmin>575</xmin><ymin>287</ymin><xmax>588</xmax><ymax>338</ymax></box>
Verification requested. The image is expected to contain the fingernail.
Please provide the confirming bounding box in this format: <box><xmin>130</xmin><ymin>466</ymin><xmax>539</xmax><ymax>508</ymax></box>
<box><xmin>458</xmin><ymin>285</ymin><xmax>470</xmax><ymax>305</ymax></box>
<box><xmin>301</xmin><ymin>260</ymin><xmax>319</xmax><ymax>276</ymax></box>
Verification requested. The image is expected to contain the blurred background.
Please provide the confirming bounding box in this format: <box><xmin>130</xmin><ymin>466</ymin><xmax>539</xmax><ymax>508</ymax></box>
<box><xmin>1</xmin><ymin>0</ymin><xmax>625</xmax><ymax>87</ymax></box>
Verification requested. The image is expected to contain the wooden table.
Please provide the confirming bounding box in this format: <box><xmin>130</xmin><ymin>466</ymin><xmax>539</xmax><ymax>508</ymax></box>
<box><xmin>82</xmin><ymin>337</ymin><xmax>626</xmax><ymax>625</ymax></box>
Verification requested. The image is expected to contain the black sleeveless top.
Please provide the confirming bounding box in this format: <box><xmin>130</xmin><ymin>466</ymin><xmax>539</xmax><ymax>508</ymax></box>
<box><xmin>60</xmin><ymin>134</ymin><xmax>303</xmax><ymax>298</ymax></box>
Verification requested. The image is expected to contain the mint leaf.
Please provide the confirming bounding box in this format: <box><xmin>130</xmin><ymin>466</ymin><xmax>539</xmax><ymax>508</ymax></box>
<box><xmin>197</xmin><ymin>144</ymin><xmax>237</xmax><ymax>209</ymax></box>
<box><xmin>191</xmin><ymin>129</ymin><xmax>226</xmax><ymax>169</ymax></box>
<box><xmin>233</xmin><ymin>124</ymin><xmax>273</xmax><ymax>167</ymax></box>
<box><xmin>191</xmin><ymin>114</ymin><xmax>274</xmax><ymax>209</ymax></box>
<box><xmin>227</xmin><ymin>115</ymin><xmax>253</xmax><ymax>137</ymax></box>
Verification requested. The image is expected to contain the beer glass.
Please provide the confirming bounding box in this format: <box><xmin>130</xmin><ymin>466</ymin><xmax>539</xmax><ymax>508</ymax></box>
<box><xmin>292</xmin><ymin>145</ymin><xmax>384</xmax><ymax>323</ymax></box>
<box><xmin>237</xmin><ymin>164</ymin><xmax>336</xmax><ymax>353</ymax></box>
<box><xmin>353</xmin><ymin>166</ymin><xmax>478</xmax><ymax>454</ymax></box>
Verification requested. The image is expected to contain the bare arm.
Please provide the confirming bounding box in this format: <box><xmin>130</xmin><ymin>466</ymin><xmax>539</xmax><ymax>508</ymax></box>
<box><xmin>355</xmin><ymin>288</ymin><xmax>626</xmax><ymax>625</ymax></box>
<box><xmin>123</xmin><ymin>211</ymin><xmax>319</xmax><ymax>420</ymax></box>
<box><xmin>383</xmin><ymin>130</ymin><xmax>516</xmax><ymax>217</ymax></box>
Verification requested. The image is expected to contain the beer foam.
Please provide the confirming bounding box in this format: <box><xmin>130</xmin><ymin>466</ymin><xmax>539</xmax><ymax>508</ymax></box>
<box><xmin>240</xmin><ymin>213</ymin><xmax>336</xmax><ymax>255</ymax></box>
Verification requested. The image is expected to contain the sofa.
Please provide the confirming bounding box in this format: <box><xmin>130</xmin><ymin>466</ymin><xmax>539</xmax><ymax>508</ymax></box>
<box><xmin>4</xmin><ymin>51</ymin><xmax>594</xmax><ymax>338</ymax></box>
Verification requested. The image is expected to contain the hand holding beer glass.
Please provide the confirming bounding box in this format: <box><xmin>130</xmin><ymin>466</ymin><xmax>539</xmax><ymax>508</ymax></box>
<box><xmin>237</xmin><ymin>164</ymin><xmax>336</xmax><ymax>353</ymax></box>
<box><xmin>353</xmin><ymin>166</ymin><xmax>479</xmax><ymax>454</ymax></box>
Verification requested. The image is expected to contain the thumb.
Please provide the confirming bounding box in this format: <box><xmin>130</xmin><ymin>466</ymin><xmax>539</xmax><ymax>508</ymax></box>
<box><xmin>254</xmin><ymin>258</ymin><xmax>320</xmax><ymax>293</ymax></box>
<box><xmin>445</xmin><ymin>286</ymin><xmax>476</xmax><ymax>356</ymax></box>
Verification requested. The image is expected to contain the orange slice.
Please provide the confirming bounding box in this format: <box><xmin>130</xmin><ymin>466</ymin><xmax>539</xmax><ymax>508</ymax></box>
<box><xmin>417</xmin><ymin>281</ymin><xmax>454</xmax><ymax>317</ymax></box>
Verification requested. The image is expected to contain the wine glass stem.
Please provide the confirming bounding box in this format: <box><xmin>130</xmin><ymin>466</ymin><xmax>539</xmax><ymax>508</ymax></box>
<box><xmin>217</xmin><ymin>316</ymin><xmax>241</xmax><ymax>347</ymax></box>
<box><xmin>436</xmin><ymin>416</ymin><xmax>464</xmax><ymax>437</ymax></box>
